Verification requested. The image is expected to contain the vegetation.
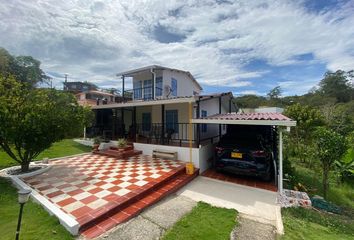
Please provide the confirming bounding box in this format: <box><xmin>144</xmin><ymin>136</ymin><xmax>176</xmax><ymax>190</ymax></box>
<box><xmin>0</xmin><ymin>47</ymin><xmax>49</xmax><ymax>87</ymax></box>
<box><xmin>117</xmin><ymin>138</ymin><xmax>127</xmax><ymax>148</ymax></box>
<box><xmin>162</xmin><ymin>202</ymin><xmax>237</xmax><ymax>240</ymax></box>
<box><xmin>282</xmin><ymin>207</ymin><xmax>354</xmax><ymax>240</ymax></box>
<box><xmin>0</xmin><ymin>139</ymin><xmax>91</xmax><ymax>170</ymax></box>
<box><xmin>0</xmin><ymin>76</ymin><xmax>93</xmax><ymax>172</ymax></box>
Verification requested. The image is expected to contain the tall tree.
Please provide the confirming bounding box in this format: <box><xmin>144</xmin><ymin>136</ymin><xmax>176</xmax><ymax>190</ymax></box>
<box><xmin>0</xmin><ymin>47</ymin><xmax>49</xmax><ymax>87</ymax></box>
<box><xmin>267</xmin><ymin>86</ymin><xmax>282</xmax><ymax>99</ymax></box>
<box><xmin>0</xmin><ymin>76</ymin><xmax>93</xmax><ymax>172</ymax></box>
<box><xmin>318</xmin><ymin>70</ymin><xmax>354</xmax><ymax>103</ymax></box>
<box><xmin>314</xmin><ymin>127</ymin><xmax>347</xmax><ymax>199</ymax></box>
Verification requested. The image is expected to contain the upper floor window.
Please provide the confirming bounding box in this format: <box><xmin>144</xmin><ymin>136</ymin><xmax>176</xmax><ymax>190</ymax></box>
<box><xmin>133</xmin><ymin>80</ymin><xmax>142</xmax><ymax>99</ymax></box>
<box><xmin>171</xmin><ymin>78</ymin><xmax>177</xmax><ymax>96</ymax></box>
<box><xmin>144</xmin><ymin>79</ymin><xmax>152</xmax><ymax>100</ymax></box>
<box><xmin>156</xmin><ymin>77</ymin><xmax>163</xmax><ymax>97</ymax></box>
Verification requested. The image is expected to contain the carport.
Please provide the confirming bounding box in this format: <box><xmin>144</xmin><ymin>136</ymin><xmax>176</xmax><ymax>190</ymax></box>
<box><xmin>191</xmin><ymin>112</ymin><xmax>296</xmax><ymax>193</ymax></box>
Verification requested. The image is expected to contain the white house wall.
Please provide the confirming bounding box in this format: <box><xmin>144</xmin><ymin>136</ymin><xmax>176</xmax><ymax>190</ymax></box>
<box><xmin>198</xmin><ymin>96</ymin><xmax>230</xmax><ymax>140</ymax></box>
<box><xmin>162</xmin><ymin>70</ymin><xmax>201</xmax><ymax>97</ymax></box>
<box><xmin>133</xmin><ymin>142</ymin><xmax>213</xmax><ymax>173</ymax></box>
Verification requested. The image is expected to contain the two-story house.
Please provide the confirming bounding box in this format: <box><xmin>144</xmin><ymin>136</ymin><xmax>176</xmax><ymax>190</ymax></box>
<box><xmin>89</xmin><ymin>65</ymin><xmax>237</xmax><ymax>171</ymax></box>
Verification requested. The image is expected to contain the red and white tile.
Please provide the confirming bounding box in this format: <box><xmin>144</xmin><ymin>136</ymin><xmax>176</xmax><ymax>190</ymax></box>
<box><xmin>21</xmin><ymin>154</ymin><xmax>184</xmax><ymax>220</ymax></box>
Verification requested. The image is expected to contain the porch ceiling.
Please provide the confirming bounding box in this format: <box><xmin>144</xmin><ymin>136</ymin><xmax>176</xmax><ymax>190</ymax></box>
<box><xmin>92</xmin><ymin>96</ymin><xmax>196</xmax><ymax>109</ymax></box>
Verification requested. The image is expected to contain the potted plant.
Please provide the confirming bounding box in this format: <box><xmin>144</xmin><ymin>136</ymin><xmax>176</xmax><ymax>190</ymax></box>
<box><xmin>117</xmin><ymin>138</ymin><xmax>127</xmax><ymax>150</ymax></box>
<box><xmin>92</xmin><ymin>137</ymin><xmax>101</xmax><ymax>151</ymax></box>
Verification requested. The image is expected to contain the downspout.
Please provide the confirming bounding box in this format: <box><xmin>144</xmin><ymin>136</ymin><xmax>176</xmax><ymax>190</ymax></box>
<box><xmin>150</xmin><ymin>68</ymin><xmax>156</xmax><ymax>99</ymax></box>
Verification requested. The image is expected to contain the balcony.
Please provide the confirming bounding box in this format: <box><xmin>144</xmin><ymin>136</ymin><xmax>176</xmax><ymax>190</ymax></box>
<box><xmin>124</xmin><ymin>86</ymin><xmax>163</xmax><ymax>101</ymax></box>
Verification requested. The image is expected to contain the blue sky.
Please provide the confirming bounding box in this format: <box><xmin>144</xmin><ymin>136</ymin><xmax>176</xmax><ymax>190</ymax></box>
<box><xmin>0</xmin><ymin>0</ymin><xmax>353</xmax><ymax>96</ymax></box>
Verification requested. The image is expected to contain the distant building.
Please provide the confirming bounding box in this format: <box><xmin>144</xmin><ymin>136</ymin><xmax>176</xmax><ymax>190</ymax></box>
<box><xmin>75</xmin><ymin>90</ymin><xmax>119</xmax><ymax>106</ymax></box>
<box><xmin>63</xmin><ymin>81</ymin><xmax>97</xmax><ymax>93</ymax></box>
<box><xmin>240</xmin><ymin>107</ymin><xmax>284</xmax><ymax>113</ymax></box>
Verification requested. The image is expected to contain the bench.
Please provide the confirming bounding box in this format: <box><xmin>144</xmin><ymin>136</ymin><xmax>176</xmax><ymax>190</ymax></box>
<box><xmin>152</xmin><ymin>149</ymin><xmax>177</xmax><ymax>160</ymax></box>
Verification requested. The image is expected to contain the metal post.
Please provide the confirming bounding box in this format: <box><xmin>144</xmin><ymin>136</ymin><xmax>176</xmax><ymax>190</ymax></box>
<box><xmin>161</xmin><ymin>104</ymin><xmax>165</xmax><ymax>145</ymax></box>
<box><xmin>122</xmin><ymin>75</ymin><xmax>125</xmax><ymax>102</ymax></box>
<box><xmin>196</xmin><ymin>100</ymin><xmax>200</xmax><ymax>146</ymax></box>
<box><xmin>133</xmin><ymin>107</ymin><xmax>136</xmax><ymax>142</ymax></box>
<box><xmin>15</xmin><ymin>203</ymin><xmax>24</xmax><ymax>240</ymax></box>
<box><xmin>278</xmin><ymin>129</ymin><xmax>283</xmax><ymax>193</ymax></box>
<box><xmin>121</xmin><ymin>108</ymin><xmax>125</xmax><ymax>138</ymax></box>
<box><xmin>219</xmin><ymin>96</ymin><xmax>222</xmax><ymax>138</ymax></box>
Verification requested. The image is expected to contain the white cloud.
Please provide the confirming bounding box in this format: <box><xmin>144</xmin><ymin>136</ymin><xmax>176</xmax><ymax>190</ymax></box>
<box><xmin>0</xmin><ymin>0</ymin><xmax>353</xmax><ymax>92</ymax></box>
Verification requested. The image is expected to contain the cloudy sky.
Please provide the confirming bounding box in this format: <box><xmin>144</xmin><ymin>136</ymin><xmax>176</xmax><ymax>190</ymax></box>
<box><xmin>1</xmin><ymin>0</ymin><xmax>354</xmax><ymax>96</ymax></box>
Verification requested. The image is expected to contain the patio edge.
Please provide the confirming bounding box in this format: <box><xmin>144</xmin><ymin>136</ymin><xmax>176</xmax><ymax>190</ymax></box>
<box><xmin>10</xmin><ymin>175</ymin><xmax>80</xmax><ymax>235</ymax></box>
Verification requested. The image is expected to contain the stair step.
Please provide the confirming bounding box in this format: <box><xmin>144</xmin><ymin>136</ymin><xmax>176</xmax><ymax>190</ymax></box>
<box><xmin>81</xmin><ymin>169</ymin><xmax>199</xmax><ymax>239</ymax></box>
<box><xmin>78</xmin><ymin>165</ymin><xmax>186</xmax><ymax>232</ymax></box>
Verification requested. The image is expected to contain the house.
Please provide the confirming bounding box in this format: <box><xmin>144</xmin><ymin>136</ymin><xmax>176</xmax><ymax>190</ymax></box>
<box><xmin>89</xmin><ymin>65</ymin><xmax>237</xmax><ymax>171</ymax></box>
<box><xmin>76</xmin><ymin>90</ymin><xmax>120</xmax><ymax>106</ymax></box>
<box><xmin>89</xmin><ymin>65</ymin><xmax>296</xmax><ymax>193</ymax></box>
<box><xmin>63</xmin><ymin>81</ymin><xmax>97</xmax><ymax>93</ymax></box>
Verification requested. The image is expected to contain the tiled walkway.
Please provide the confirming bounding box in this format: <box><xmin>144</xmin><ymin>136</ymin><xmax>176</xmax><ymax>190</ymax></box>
<box><xmin>202</xmin><ymin>169</ymin><xmax>277</xmax><ymax>192</ymax></box>
<box><xmin>21</xmin><ymin>154</ymin><xmax>184</xmax><ymax>221</ymax></box>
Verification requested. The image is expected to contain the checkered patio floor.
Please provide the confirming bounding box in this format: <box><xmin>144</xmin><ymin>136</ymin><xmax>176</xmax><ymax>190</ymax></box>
<box><xmin>21</xmin><ymin>154</ymin><xmax>185</xmax><ymax>221</ymax></box>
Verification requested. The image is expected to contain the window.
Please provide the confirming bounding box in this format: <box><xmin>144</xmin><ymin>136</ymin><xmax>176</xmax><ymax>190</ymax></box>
<box><xmin>156</xmin><ymin>77</ymin><xmax>163</xmax><ymax>97</ymax></box>
<box><xmin>133</xmin><ymin>80</ymin><xmax>142</xmax><ymax>99</ymax></box>
<box><xmin>166</xmin><ymin>110</ymin><xmax>178</xmax><ymax>133</ymax></box>
<box><xmin>144</xmin><ymin>79</ymin><xmax>152</xmax><ymax>100</ymax></box>
<box><xmin>142</xmin><ymin>112</ymin><xmax>151</xmax><ymax>131</ymax></box>
<box><xmin>171</xmin><ymin>78</ymin><xmax>177</xmax><ymax>96</ymax></box>
<box><xmin>201</xmin><ymin>110</ymin><xmax>207</xmax><ymax>132</ymax></box>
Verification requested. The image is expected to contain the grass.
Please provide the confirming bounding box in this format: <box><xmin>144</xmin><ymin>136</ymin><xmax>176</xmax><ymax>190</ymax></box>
<box><xmin>0</xmin><ymin>178</ymin><xmax>74</xmax><ymax>240</ymax></box>
<box><xmin>162</xmin><ymin>202</ymin><xmax>237</xmax><ymax>240</ymax></box>
<box><xmin>0</xmin><ymin>139</ymin><xmax>91</xmax><ymax>170</ymax></box>
<box><xmin>281</xmin><ymin>207</ymin><xmax>354</xmax><ymax>240</ymax></box>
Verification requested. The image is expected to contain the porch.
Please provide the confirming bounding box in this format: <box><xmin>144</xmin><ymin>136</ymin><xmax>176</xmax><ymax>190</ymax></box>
<box><xmin>88</xmin><ymin>100</ymin><xmax>220</xmax><ymax>148</ymax></box>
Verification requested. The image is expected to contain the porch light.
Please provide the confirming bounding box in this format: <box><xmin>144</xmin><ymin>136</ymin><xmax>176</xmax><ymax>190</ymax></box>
<box><xmin>16</xmin><ymin>189</ymin><xmax>31</xmax><ymax>240</ymax></box>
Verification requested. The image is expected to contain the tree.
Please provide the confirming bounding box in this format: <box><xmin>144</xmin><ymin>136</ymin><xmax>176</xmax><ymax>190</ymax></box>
<box><xmin>267</xmin><ymin>86</ymin><xmax>282</xmax><ymax>99</ymax></box>
<box><xmin>0</xmin><ymin>47</ymin><xmax>49</xmax><ymax>87</ymax></box>
<box><xmin>317</xmin><ymin>70</ymin><xmax>354</xmax><ymax>103</ymax></box>
<box><xmin>0</xmin><ymin>76</ymin><xmax>93</xmax><ymax>172</ymax></box>
<box><xmin>284</xmin><ymin>103</ymin><xmax>324</xmax><ymax>163</ymax></box>
<box><xmin>313</xmin><ymin>127</ymin><xmax>347</xmax><ymax>199</ymax></box>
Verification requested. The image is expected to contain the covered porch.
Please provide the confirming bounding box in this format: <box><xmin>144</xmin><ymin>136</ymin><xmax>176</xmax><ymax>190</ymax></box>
<box><xmin>88</xmin><ymin>97</ymin><xmax>218</xmax><ymax>148</ymax></box>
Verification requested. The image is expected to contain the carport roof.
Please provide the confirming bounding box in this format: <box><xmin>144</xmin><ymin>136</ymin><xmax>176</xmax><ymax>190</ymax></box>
<box><xmin>191</xmin><ymin>112</ymin><xmax>296</xmax><ymax>127</ymax></box>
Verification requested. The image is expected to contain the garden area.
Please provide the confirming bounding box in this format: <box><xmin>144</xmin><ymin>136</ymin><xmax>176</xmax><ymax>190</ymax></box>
<box><xmin>0</xmin><ymin>140</ymin><xmax>91</xmax><ymax>240</ymax></box>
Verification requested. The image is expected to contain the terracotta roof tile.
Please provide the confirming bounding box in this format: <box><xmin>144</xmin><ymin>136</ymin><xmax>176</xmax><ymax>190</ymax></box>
<box><xmin>201</xmin><ymin>112</ymin><xmax>292</xmax><ymax>121</ymax></box>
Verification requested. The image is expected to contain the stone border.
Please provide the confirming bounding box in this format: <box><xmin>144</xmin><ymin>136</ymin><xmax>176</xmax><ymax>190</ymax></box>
<box><xmin>0</xmin><ymin>164</ymin><xmax>51</xmax><ymax>178</ymax></box>
<box><xmin>10</xmin><ymin>175</ymin><xmax>79</xmax><ymax>235</ymax></box>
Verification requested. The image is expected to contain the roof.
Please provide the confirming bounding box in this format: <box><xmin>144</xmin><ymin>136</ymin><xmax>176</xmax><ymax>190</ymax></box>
<box><xmin>76</xmin><ymin>90</ymin><xmax>115</xmax><ymax>97</ymax></box>
<box><xmin>191</xmin><ymin>112</ymin><xmax>296</xmax><ymax>127</ymax></box>
<box><xmin>116</xmin><ymin>65</ymin><xmax>203</xmax><ymax>90</ymax></box>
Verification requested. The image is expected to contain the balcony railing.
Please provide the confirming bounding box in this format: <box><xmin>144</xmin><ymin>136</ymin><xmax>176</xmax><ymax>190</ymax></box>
<box><xmin>124</xmin><ymin>86</ymin><xmax>163</xmax><ymax>100</ymax></box>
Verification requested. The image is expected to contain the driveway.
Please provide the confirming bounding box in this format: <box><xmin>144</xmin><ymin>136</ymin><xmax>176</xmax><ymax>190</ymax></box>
<box><xmin>177</xmin><ymin>176</ymin><xmax>283</xmax><ymax>233</ymax></box>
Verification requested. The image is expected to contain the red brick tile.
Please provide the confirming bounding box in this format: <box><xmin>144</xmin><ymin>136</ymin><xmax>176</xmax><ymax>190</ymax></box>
<box><xmin>76</xmin><ymin>182</ymin><xmax>90</xmax><ymax>188</ymax></box>
<box><xmin>96</xmin><ymin>217</ymin><xmax>117</xmax><ymax>231</ymax></box>
<box><xmin>107</xmin><ymin>186</ymin><xmax>121</xmax><ymax>192</ymax></box>
<box><xmin>88</xmin><ymin>187</ymin><xmax>103</xmax><ymax>194</ymax></box>
<box><xmin>111</xmin><ymin>211</ymin><xmax>130</xmax><ymax>223</ymax></box>
<box><xmin>81</xmin><ymin>195</ymin><xmax>99</xmax><ymax>204</ymax></box>
<box><xmin>46</xmin><ymin>190</ymin><xmax>64</xmax><ymax>198</ymax></box>
<box><xmin>67</xmin><ymin>189</ymin><xmax>84</xmax><ymax>196</ymax></box>
<box><xmin>57</xmin><ymin>197</ymin><xmax>76</xmax><ymax>207</ymax></box>
<box><xmin>103</xmin><ymin>193</ymin><xmax>119</xmax><ymax>202</ymax></box>
<box><xmin>56</xmin><ymin>183</ymin><xmax>72</xmax><ymax>189</ymax></box>
<box><xmin>71</xmin><ymin>206</ymin><xmax>93</xmax><ymax>218</ymax></box>
<box><xmin>81</xmin><ymin>225</ymin><xmax>104</xmax><ymax>239</ymax></box>
<box><xmin>94</xmin><ymin>181</ymin><xmax>107</xmax><ymax>187</ymax></box>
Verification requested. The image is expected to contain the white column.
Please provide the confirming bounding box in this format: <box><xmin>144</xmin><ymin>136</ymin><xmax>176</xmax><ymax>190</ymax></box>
<box><xmin>278</xmin><ymin>128</ymin><xmax>283</xmax><ymax>193</ymax></box>
<box><xmin>83</xmin><ymin>126</ymin><xmax>86</xmax><ymax>139</ymax></box>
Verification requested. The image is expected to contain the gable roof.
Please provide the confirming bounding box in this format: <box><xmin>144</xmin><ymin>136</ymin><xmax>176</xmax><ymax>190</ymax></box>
<box><xmin>116</xmin><ymin>65</ymin><xmax>203</xmax><ymax>90</ymax></box>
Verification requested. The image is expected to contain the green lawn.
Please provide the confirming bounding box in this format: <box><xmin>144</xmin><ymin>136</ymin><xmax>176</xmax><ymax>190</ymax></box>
<box><xmin>0</xmin><ymin>139</ymin><xmax>90</xmax><ymax>239</ymax></box>
<box><xmin>162</xmin><ymin>202</ymin><xmax>237</xmax><ymax>240</ymax></box>
<box><xmin>0</xmin><ymin>139</ymin><xmax>91</xmax><ymax>170</ymax></box>
<box><xmin>282</xmin><ymin>207</ymin><xmax>354</xmax><ymax>240</ymax></box>
<box><xmin>0</xmin><ymin>178</ymin><xmax>74</xmax><ymax>240</ymax></box>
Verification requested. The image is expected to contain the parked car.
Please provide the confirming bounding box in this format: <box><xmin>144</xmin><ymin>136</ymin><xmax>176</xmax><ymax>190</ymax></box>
<box><xmin>214</xmin><ymin>125</ymin><xmax>275</xmax><ymax>181</ymax></box>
